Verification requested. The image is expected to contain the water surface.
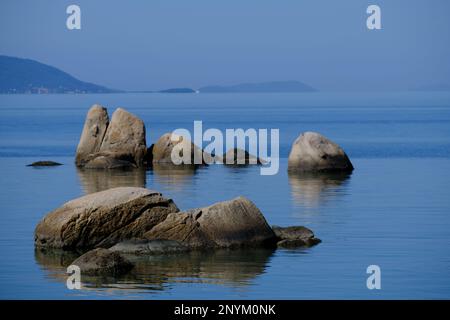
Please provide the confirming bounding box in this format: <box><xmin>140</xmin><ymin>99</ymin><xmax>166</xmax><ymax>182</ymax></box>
<box><xmin>0</xmin><ymin>92</ymin><xmax>449</xmax><ymax>299</ymax></box>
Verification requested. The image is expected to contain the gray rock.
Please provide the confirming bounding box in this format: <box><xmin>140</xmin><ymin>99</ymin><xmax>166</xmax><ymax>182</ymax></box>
<box><xmin>27</xmin><ymin>161</ymin><xmax>62</xmax><ymax>167</ymax></box>
<box><xmin>272</xmin><ymin>225</ymin><xmax>321</xmax><ymax>248</ymax></box>
<box><xmin>109</xmin><ymin>239</ymin><xmax>189</xmax><ymax>255</ymax></box>
<box><xmin>287</xmin><ymin>132</ymin><xmax>353</xmax><ymax>173</ymax></box>
<box><xmin>35</xmin><ymin>187</ymin><xmax>179</xmax><ymax>249</ymax></box>
<box><xmin>75</xmin><ymin>104</ymin><xmax>109</xmax><ymax>167</ymax></box>
<box><xmin>145</xmin><ymin>197</ymin><xmax>276</xmax><ymax>248</ymax></box>
<box><xmin>71</xmin><ymin>248</ymin><xmax>133</xmax><ymax>276</ymax></box>
<box><xmin>152</xmin><ymin>133</ymin><xmax>204</xmax><ymax>165</ymax></box>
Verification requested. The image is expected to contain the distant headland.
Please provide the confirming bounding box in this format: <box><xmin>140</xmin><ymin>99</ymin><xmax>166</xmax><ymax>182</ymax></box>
<box><xmin>0</xmin><ymin>55</ymin><xmax>118</xmax><ymax>94</ymax></box>
<box><xmin>198</xmin><ymin>81</ymin><xmax>316</xmax><ymax>93</ymax></box>
<box><xmin>0</xmin><ymin>55</ymin><xmax>316</xmax><ymax>94</ymax></box>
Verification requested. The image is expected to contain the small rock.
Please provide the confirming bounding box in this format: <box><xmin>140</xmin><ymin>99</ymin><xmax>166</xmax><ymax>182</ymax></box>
<box><xmin>27</xmin><ymin>161</ymin><xmax>62</xmax><ymax>167</ymax></box>
<box><xmin>152</xmin><ymin>132</ymin><xmax>204</xmax><ymax>165</ymax></box>
<box><xmin>109</xmin><ymin>239</ymin><xmax>189</xmax><ymax>255</ymax></box>
<box><xmin>272</xmin><ymin>225</ymin><xmax>321</xmax><ymax>248</ymax></box>
<box><xmin>288</xmin><ymin>132</ymin><xmax>353</xmax><ymax>173</ymax></box>
<box><xmin>220</xmin><ymin>148</ymin><xmax>263</xmax><ymax>165</ymax></box>
<box><xmin>71</xmin><ymin>248</ymin><xmax>133</xmax><ymax>276</ymax></box>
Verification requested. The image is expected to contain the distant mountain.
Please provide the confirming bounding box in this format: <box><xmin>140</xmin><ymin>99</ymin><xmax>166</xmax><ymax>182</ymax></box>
<box><xmin>159</xmin><ymin>88</ymin><xmax>196</xmax><ymax>93</ymax></box>
<box><xmin>198</xmin><ymin>81</ymin><xmax>316</xmax><ymax>93</ymax></box>
<box><xmin>0</xmin><ymin>55</ymin><xmax>117</xmax><ymax>94</ymax></box>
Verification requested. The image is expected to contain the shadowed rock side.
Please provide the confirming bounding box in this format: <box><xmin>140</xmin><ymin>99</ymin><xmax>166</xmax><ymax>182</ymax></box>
<box><xmin>272</xmin><ymin>226</ymin><xmax>321</xmax><ymax>248</ymax></box>
<box><xmin>144</xmin><ymin>196</ymin><xmax>277</xmax><ymax>248</ymax></box>
<box><xmin>288</xmin><ymin>132</ymin><xmax>354</xmax><ymax>173</ymax></box>
<box><xmin>34</xmin><ymin>187</ymin><xmax>179</xmax><ymax>249</ymax></box>
<box><xmin>110</xmin><ymin>239</ymin><xmax>189</xmax><ymax>255</ymax></box>
<box><xmin>75</xmin><ymin>106</ymin><xmax>147</xmax><ymax>169</ymax></box>
<box><xmin>219</xmin><ymin>148</ymin><xmax>263</xmax><ymax>165</ymax></box>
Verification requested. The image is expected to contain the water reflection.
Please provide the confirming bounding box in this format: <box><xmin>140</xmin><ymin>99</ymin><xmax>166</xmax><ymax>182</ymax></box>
<box><xmin>35</xmin><ymin>248</ymin><xmax>274</xmax><ymax>292</ymax></box>
<box><xmin>288</xmin><ymin>172</ymin><xmax>351</xmax><ymax>208</ymax></box>
<box><xmin>77</xmin><ymin>168</ymin><xmax>147</xmax><ymax>194</ymax></box>
<box><xmin>151</xmin><ymin>164</ymin><xmax>198</xmax><ymax>190</ymax></box>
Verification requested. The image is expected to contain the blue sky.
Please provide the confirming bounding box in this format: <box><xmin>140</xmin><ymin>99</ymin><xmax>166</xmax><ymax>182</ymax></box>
<box><xmin>1</xmin><ymin>0</ymin><xmax>450</xmax><ymax>91</ymax></box>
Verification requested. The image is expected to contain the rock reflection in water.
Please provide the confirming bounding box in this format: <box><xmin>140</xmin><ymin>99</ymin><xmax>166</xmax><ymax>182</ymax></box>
<box><xmin>288</xmin><ymin>172</ymin><xmax>351</xmax><ymax>208</ymax></box>
<box><xmin>151</xmin><ymin>164</ymin><xmax>198</xmax><ymax>190</ymax></box>
<box><xmin>35</xmin><ymin>248</ymin><xmax>274</xmax><ymax>293</ymax></box>
<box><xmin>77</xmin><ymin>167</ymin><xmax>147</xmax><ymax>194</ymax></box>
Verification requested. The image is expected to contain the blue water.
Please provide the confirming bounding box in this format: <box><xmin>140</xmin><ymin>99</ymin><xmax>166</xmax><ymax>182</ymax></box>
<box><xmin>0</xmin><ymin>92</ymin><xmax>449</xmax><ymax>299</ymax></box>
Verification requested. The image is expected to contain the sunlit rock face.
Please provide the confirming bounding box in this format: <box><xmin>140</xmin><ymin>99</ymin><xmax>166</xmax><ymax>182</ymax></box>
<box><xmin>75</xmin><ymin>106</ymin><xmax>147</xmax><ymax>169</ymax></box>
<box><xmin>288</xmin><ymin>132</ymin><xmax>354</xmax><ymax>173</ymax></box>
<box><xmin>34</xmin><ymin>187</ymin><xmax>179</xmax><ymax>250</ymax></box>
<box><xmin>145</xmin><ymin>196</ymin><xmax>277</xmax><ymax>249</ymax></box>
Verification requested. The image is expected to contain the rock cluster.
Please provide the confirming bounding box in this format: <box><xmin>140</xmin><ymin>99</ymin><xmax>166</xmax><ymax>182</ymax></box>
<box><xmin>75</xmin><ymin>105</ymin><xmax>147</xmax><ymax>169</ymax></box>
<box><xmin>35</xmin><ymin>187</ymin><xmax>320</xmax><ymax>275</ymax></box>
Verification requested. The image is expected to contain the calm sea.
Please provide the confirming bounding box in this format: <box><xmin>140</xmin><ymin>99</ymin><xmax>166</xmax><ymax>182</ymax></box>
<box><xmin>0</xmin><ymin>92</ymin><xmax>449</xmax><ymax>299</ymax></box>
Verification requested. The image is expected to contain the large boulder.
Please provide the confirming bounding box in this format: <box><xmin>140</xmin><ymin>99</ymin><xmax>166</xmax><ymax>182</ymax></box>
<box><xmin>287</xmin><ymin>132</ymin><xmax>354</xmax><ymax>173</ymax></box>
<box><xmin>144</xmin><ymin>197</ymin><xmax>276</xmax><ymax>248</ymax></box>
<box><xmin>75</xmin><ymin>107</ymin><xmax>147</xmax><ymax>168</ymax></box>
<box><xmin>152</xmin><ymin>133</ymin><xmax>204</xmax><ymax>165</ymax></box>
<box><xmin>75</xmin><ymin>104</ymin><xmax>109</xmax><ymax>167</ymax></box>
<box><xmin>71</xmin><ymin>248</ymin><xmax>133</xmax><ymax>276</ymax></box>
<box><xmin>98</xmin><ymin>108</ymin><xmax>147</xmax><ymax>167</ymax></box>
<box><xmin>35</xmin><ymin>187</ymin><xmax>179</xmax><ymax>250</ymax></box>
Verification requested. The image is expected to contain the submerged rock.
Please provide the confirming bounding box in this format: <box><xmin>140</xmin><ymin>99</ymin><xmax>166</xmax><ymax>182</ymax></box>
<box><xmin>75</xmin><ymin>106</ymin><xmax>147</xmax><ymax>168</ymax></box>
<box><xmin>27</xmin><ymin>161</ymin><xmax>62</xmax><ymax>167</ymax></box>
<box><xmin>34</xmin><ymin>187</ymin><xmax>179</xmax><ymax>249</ymax></box>
<box><xmin>144</xmin><ymin>197</ymin><xmax>276</xmax><ymax>248</ymax></box>
<box><xmin>288</xmin><ymin>132</ymin><xmax>353</xmax><ymax>173</ymax></box>
<box><xmin>109</xmin><ymin>239</ymin><xmax>189</xmax><ymax>255</ymax></box>
<box><xmin>71</xmin><ymin>248</ymin><xmax>133</xmax><ymax>276</ymax></box>
<box><xmin>272</xmin><ymin>225</ymin><xmax>321</xmax><ymax>248</ymax></box>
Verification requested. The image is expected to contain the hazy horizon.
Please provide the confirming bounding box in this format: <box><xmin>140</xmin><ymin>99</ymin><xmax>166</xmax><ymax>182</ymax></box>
<box><xmin>1</xmin><ymin>0</ymin><xmax>450</xmax><ymax>92</ymax></box>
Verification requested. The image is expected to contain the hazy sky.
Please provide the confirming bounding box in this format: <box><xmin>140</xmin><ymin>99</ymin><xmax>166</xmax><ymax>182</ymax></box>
<box><xmin>1</xmin><ymin>0</ymin><xmax>450</xmax><ymax>91</ymax></box>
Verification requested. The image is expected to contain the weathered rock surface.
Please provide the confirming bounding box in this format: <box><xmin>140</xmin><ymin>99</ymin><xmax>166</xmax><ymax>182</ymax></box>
<box><xmin>98</xmin><ymin>108</ymin><xmax>147</xmax><ymax>167</ymax></box>
<box><xmin>35</xmin><ymin>187</ymin><xmax>179</xmax><ymax>249</ymax></box>
<box><xmin>288</xmin><ymin>132</ymin><xmax>354</xmax><ymax>173</ymax></box>
<box><xmin>110</xmin><ymin>239</ymin><xmax>189</xmax><ymax>255</ymax></box>
<box><xmin>75</xmin><ymin>106</ymin><xmax>147</xmax><ymax>168</ymax></box>
<box><xmin>221</xmin><ymin>148</ymin><xmax>263</xmax><ymax>165</ymax></box>
<box><xmin>152</xmin><ymin>133</ymin><xmax>204</xmax><ymax>165</ymax></box>
<box><xmin>71</xmin><ymin>248</ymin><xmax>133</xmax><ymax>276</ymax></box>
<box><xmin>144</xmin><ymin>197</ymin><xmax>276</xmax><ymax>248</ymax></box>
<box><xmin>27</xmin><ymin>161</ymin><xmax>62</xmax><ymax>167</ymax></box>
<box><xmin>75</xmin><ymin>104</ymin><xmax>109</xmax><ymax>167</ymax></box>
<box><xmin>272</xmin><ymin>225</ymin><xmax>321</xmax><ymax>248</ymax></box>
